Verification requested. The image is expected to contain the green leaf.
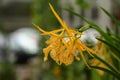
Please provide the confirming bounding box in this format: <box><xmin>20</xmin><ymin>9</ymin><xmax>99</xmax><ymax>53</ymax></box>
<box><xmin>65</xmin><ymin>8</ymin><xmax>113</xmax><ymax>43</ymax></box>
<box><xmin>91</xmin><ymin>66</ymin><xmax>120</xmax><ymax>79</ymax></box>
<box><xmin>101</xmin><ymin>7</ymin><xmax>120</xmax><ymax>34</ymax></box>
<box><xmin>100</xmin><ymin>7</ymin><xmax>117</xmax><ymax>23</ymax></box>
<box><xmin>92</xmin><ymin>54</ymin><xmax>120</xmax><ymax>75</ymax></box>
<box><xmin>97</xmin><ymin>38</ymin><xmax>120</xmax><ymax>58</ymax></box>
<box><xmin>79</xmin><ymin>25</ymin><xmax>90</xmax><ymax>32</ymax></box>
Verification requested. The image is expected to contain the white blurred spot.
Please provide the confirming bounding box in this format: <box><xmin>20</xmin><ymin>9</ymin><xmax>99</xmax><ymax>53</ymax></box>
<box><xmin>9</xmin><ymin>28</ymin><xmax>40</xmax><ymax>54</ymax></box>
<box><xmin>80</xmin><ymin>29</ymin><xmax>100</xmax><ymax>45</ymax></box>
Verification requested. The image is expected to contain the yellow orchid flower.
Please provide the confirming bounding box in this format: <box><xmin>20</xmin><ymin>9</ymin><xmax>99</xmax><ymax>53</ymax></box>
<box><xmin>33</xmin><ymin>3</ymin><xmax>95</xmax><ymax>68</ymax></box>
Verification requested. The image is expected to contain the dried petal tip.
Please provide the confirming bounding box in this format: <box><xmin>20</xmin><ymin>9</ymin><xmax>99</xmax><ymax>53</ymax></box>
<box><xmin>79</xmin><ymin>25</ymin><xmax>90</xmax><ymax>32</ymax></box>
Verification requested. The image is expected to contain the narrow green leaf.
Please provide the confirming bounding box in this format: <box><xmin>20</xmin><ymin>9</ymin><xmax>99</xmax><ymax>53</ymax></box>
<box><xmin>101</xmin><ymin>7</ymin><xmax>120</xmax><ymax>34</ymax></box>
<box><xmin>91</xmin><ymin>66</ymin><xmax>120</xmax><ymax>79</ymax></box>
<box><xmin>65</xmin><ymin>8</ymin><xmax>113</xmax><ymax>43</ymax></box>
<box><xmin>100</xmin><ymin>7</ymin><xmax>117</xmax><ymax>23</ymax></box>
<box><xmin>92</xmin><ymin>54</ymin><xmax>120</xmax><ymax>74</ymax></box>
<box><xmin>79</xmin><ymin>25</ymin><xmax>90</xmax><ymax>32</ymax></box>
<box><xmin>97</xmin><ymin>38</ymin><xmax>120</xmax><ymax>58</ymax></box>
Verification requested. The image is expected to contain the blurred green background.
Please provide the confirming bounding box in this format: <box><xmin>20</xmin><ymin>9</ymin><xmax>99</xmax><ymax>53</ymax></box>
<box><xmin>0</xmin><ymin>0</ymin><xmax>120</xmax><ymax>80</ymax></box>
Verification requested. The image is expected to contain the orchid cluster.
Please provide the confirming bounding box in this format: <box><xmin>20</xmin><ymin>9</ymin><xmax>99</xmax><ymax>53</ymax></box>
<box><xmin>33</xmin><ymin>3</ymin><xmax>94</xmax><ymax>68</ymax></box>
